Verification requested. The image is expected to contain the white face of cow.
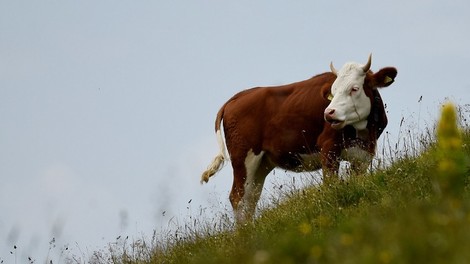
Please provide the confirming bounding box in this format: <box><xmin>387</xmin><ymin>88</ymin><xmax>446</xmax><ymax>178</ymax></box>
<box><xmin>324</xmin><ymin>56</ymin><xmax>372</xmax><ymax>130</ymax></box>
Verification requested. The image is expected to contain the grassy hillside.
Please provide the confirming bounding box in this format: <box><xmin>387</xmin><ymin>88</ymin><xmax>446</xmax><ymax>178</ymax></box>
<box><xmin>100</xmin><ymin>104</ymin><xmax>470</xmax><ymax>264</ymax></box>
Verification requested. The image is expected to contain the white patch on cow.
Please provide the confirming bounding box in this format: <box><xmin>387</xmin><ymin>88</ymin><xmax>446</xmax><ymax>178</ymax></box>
<box><xmin>235</xmin><ymin>149</ymin><xmax>265</xmax><ymax>222</ymax></box>
<box><xmin>243</xmin><ymin>149</ymin><xmax>264</xmax><ymax>192</ymax></box>
<box><xmin>326</xmin><ymin>62</ymin><xmax>371</xmax><ymax>130</ymax></box>
<box><xmin>299</xmin><ymin>153</ymin><xmax>322</xmax><ymax>171</ymax></box>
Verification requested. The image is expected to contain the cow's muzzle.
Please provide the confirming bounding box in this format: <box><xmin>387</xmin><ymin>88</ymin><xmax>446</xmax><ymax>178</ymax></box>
<box><xmin>324</xmin><ymin>108</ymin><xmax>345</xmax><ymax>129</ymax></box>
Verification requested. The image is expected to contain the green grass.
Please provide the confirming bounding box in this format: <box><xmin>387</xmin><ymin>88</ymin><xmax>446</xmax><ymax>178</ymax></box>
<box><xmin>99</xmin><ymin>104</ymin><xmax>470</xmax><ymax>264</ymax></box>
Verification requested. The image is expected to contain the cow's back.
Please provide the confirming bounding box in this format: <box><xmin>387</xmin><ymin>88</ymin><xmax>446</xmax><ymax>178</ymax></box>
<box><xmin>221</xmin><ymin>72</ymin><xmax>336</xmax><ymax>162</ymax></box>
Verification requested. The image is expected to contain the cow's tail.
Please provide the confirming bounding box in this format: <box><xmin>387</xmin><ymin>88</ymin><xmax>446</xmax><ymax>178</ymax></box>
<box><xmin>200</xmin><ymin>105</ymin><xmax>227</xmax><ymax>184</ymax></box>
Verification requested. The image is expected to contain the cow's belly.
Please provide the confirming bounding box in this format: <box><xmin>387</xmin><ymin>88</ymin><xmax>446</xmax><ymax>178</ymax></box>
<box><xmin>268</xmin><ymin>152</ymin><xmax>323</xmax><ymax>172</ymax></box>
<box><xmin>268</xmin><ymin>146</ymin><xmax>373</xmax><ymax>173</ymax></box>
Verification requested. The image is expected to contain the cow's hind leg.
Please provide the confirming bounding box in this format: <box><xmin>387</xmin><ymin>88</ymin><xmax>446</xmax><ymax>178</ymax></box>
<box><xmin>230</xmin><ymin>150</ymin><xmax>273</xmax><ymax>224</ymax></box>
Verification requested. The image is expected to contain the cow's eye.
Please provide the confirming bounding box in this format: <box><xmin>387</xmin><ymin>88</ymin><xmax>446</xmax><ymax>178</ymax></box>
<box><xmin>350</xmin><ymin>87</ymin><xmax>359</xmax><ymax>94</ymax></box>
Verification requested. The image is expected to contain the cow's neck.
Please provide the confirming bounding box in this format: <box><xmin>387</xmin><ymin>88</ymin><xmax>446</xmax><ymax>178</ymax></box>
<box><xmin>369</xmin><ymin>89</ymin><xmax>384</xmax><ymax>138</ymax></box>
<box><xmin>356</xmin><ymin>128</ymin><xmax>370</xmax><ymax>141</ymax></box>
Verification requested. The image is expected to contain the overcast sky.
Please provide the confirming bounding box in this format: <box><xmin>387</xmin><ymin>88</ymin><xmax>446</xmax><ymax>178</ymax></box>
<box><xmin>1</xmin><ymin>1</ymin><xmax>470</xmax><ymax>262</ymax></box>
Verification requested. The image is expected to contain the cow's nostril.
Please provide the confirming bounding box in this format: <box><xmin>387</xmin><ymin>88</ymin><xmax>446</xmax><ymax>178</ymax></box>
<box><xmin>326</xmin><ymin>108</ymin><xmax>335</xmax><ymax>115</ymax></box>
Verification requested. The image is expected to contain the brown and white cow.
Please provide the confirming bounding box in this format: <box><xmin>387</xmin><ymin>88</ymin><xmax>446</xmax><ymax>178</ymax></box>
<box><xmin>201</xmin><ymin>55</ymin><xmax>397</xmax><ymax>223</ymax></box>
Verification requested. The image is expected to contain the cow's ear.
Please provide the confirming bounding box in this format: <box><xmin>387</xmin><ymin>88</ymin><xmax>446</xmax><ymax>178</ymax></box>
<box><xmin>321</xmin><ymin>83</ymin><xmax>333</xmax><ymax>101</ymax></box>
<box><xmin>373</xmin><ymin>67</ymin><xmax>397</xmax><ymax>88</ymax></box>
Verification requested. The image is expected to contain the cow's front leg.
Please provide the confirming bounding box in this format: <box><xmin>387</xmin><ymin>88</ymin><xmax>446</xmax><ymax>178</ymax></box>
<box><xmin>344</xmin><ymin>146</ymin><xmax>374</xmax><ymax>175</ymax></box>
<box><xmin>320</xmin><ymin>143</ymin><xmax>341</xmax><ymax>185</ymax></box>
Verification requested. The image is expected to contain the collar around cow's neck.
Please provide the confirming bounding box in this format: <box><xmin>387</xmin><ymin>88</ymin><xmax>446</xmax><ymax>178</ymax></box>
<box><xmin>344</xmin><ymin>125</ymin><xmax>369</xmax><ymax>141</ymax></box>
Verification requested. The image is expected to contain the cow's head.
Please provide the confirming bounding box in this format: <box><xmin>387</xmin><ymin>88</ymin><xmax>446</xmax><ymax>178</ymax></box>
<box><xmin>324</xmin><ymin>54</ymin><xmax>397</xmax><ymax>130</ymax></box>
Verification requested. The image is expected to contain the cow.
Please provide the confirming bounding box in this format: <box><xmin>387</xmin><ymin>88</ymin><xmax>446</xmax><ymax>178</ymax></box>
<box><xmin>200</xmin><ymin>55</ymin><xmax>397</xmax><ymax>223</ymax></box>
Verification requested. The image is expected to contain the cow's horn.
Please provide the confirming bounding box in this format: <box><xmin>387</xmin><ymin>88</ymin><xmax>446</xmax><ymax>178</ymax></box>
<box><xmin>362</xmin><ymin>53</ymin><xmax>372</xmax><ymax>72</ymax></box>
<box><xmin>330</xmin><ymin>61</ymin><xmax>337</xmax><ymax>75</ymax></box>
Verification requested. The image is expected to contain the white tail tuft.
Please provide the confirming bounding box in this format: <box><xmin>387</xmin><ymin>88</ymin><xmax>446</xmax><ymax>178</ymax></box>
<box><xmin>200</xmin><ymin>130</ymin><xmax>227</xmax><ymax>184</ymax></box>
<box><xmin>200</xmin><ymin>154</ymin><xmax>225</xmax><ymax>183</ymax></box>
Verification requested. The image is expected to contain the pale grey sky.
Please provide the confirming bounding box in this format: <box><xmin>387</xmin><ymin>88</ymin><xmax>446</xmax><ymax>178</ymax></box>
<box><xmin>1</xmin><ymin>1</ymin><xmax>470</xmax><ymax>262</ymax></box>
